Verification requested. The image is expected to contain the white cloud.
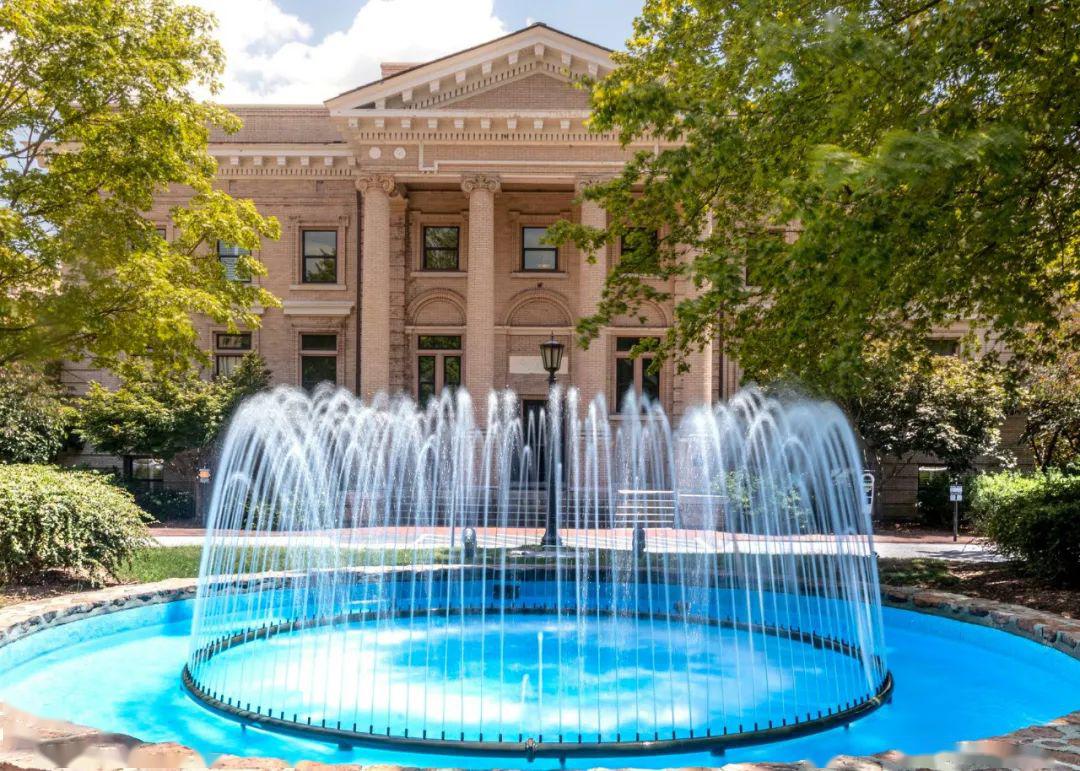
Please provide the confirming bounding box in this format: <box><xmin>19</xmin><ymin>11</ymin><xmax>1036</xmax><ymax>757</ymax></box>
<box><xmin>191</xmin><ymin>0</ymin><xmax>508</xmax><ymax>104</ymax></box>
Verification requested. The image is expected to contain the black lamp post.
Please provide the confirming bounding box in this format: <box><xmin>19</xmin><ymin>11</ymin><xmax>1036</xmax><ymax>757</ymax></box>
<box><xmin>539</xmin><ymin>334</ymin><xmax>564</xmax><ymax>547</ymax></box>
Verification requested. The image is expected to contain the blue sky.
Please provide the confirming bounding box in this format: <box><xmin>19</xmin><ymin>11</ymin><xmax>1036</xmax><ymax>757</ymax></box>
<box><xmin>191</xmin><ymin>0</ymin><xmax>640</xmax><ymax>103</ymax></box>
<box><xmin>273</xmin><ymin>1</ymin><xmax>638</xmax><ymax>50</ymax></box>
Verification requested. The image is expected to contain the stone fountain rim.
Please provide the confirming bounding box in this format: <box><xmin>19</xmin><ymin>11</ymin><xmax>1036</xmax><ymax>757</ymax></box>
<box><xmin>0</xmin><ymin>578</ymin><xmax>1077</xmax><ymax>770</ymax></box>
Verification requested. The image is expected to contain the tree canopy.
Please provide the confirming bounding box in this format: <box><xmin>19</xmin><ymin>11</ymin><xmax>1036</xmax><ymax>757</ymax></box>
<box><xmin>78</xmin><ymin>353</ymin><xmax>271</xmax><ymax>472</ymax></box>
<box><xmin>0</xmin><ymin>0</ymin><xmax>279</xmax><ymax>374</ymax></box>
<box><xmin>845</xmin><ymin>347</ymin><xmax>1006</xmax><ymax>478</ymax></box>
<box><xmin>555</xmin><ymin>0</ymin><xmax>1079</xmax><ymax>392</ymax></box>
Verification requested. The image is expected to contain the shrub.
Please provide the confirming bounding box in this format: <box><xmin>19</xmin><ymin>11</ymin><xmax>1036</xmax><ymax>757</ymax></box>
<box><xmin>121</xmin><ymin>484</ymin><xmax>195</xmax><ymax>521</ymax></box>
<box><xmin>970</xmin><ymin>470</ymin><xmax>1080</xmax><ymax>586</ymax></box>
<box><xmin>0</xmin><ymin>365</ymin><xmax>75</xmax><ymax>464</ymax></box>
<box><xmin>0</xmin><ymin>464</ymin><xmax>150</xmax><ymax>585</ymax></box>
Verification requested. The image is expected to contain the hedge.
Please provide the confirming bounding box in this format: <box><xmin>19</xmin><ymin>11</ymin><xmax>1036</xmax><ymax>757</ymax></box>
<box><xmin>0</xmin><ymin>464</ymin><xmax>150</xmax><ymax>584</ymax></box>
<box><xmin>970</xmin><ymin>470</ymin><xmax>1080</xmax><ymax>586</ymax></box>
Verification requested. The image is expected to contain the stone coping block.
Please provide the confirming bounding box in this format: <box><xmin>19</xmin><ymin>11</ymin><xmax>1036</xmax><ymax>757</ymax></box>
<box><xmin>0</xmin><ymin>579</ymin><xmax>1077</xmax><ymax>770</ymax></box>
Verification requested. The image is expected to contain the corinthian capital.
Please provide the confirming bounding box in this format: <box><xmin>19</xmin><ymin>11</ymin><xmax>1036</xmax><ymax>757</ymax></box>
<box><xmin>355</xmin><ymin>173</ymin><xmax>397</xmax><ymax>196</ymax></box>
<box><xmin>460</xmin><ymin>173</ymin><xmax>501</xmax><ymax>195</ymax></box>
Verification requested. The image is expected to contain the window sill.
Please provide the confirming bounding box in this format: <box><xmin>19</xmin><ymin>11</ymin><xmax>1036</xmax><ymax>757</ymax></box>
<box><xmin>511</xmin><ymin>271</ymin><xmax>568</xmax><ymax>279</ymax></box>
<box><xmin>410</xmin><ymin>271</ymin><xmax>467</xmax><ymax>279</ymax></box>
<box><xmin>289</xmin><ymin>283</ymin><xmax>348</xmax><ymax>291</ymax></box>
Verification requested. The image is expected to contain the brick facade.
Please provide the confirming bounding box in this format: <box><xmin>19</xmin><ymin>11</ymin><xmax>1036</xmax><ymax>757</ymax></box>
<box><xmin>60</xmin><ymin>23</ymin><xmax>1023</xmax><ymax>517</ymax></box>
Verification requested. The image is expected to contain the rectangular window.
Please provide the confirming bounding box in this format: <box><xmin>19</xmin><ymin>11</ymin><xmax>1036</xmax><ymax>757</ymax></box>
<box><xmin>927</xmin><ymin>338</ymin><xmax>960</xmax><ymax>356</ymax></box>
<box><xmin>300</xmin><ymin>334</ymin><xmax>337</xmax><ymax>351</ymax></box>
<box><xmin>216</xmin><ymin>333</ymin><xmax>251</xmax><ymax>350</ymax></box>
<box><xmin>300</xmin><ymin>334</ymin><xmax>337</xmax><ymax>391</ymax></box>
<box><xmin>217</xmin><ymin>241</ymin><xmax>251</xmax><ymax>283</ymax></box>
<box><xmin>302</xmin><ymin>230</ymin><xmax>337</xmax><ymax>283</ymax></box>
<box><xmin>522</xmin><ymin>226</ymin><xmax>558</xmax><ymax>271</ymax></box>
<box><xmin>619</xmin><ymin>229</ymin><xmax>659</xmax><ymax>269</ymax></box>
<box><xmin>614</xmin><ymin>336</ymin><xmax>660</xmax><ymax>412</ymax></box>
<box><xmin>417</xmin><ymin>335</ymin><xmax>462</xmax><ymax>405</ymax></box>
<box><xmin>214</xmin><ymin>332</ymin><xmax>252</xmax><ymax>377</ymax></box>
<box><xmin>422</xmin><ymin>226</ymin><xmax>460</xmax><ymax>271</ymax></box>
<box><xmin>131</xmin><ymin>457</ymin><xmax>164</xmax><ymax>482</ymax></box>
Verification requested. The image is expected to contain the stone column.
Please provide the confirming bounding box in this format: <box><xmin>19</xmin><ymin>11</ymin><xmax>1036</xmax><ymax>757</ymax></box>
<box><xmin>356</xmin><ymin>174</ymin><xmax>396</xmax><ymax>400</ymax></box>
<box><xmin>461</xmin><ymin>174</ymin><xmax>501</xmax><ymax>418</ymax></box>
<box><xmin>575</xmin><ymin>177</ymin><xmax>609</xmax><ymax>412</ymax></box>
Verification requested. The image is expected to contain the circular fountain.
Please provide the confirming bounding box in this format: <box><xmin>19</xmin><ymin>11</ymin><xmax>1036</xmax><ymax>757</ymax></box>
<box><xmin>183</xmin><ymin>387</ymin><xmax>890</xmax><ymax>756</ymax></box>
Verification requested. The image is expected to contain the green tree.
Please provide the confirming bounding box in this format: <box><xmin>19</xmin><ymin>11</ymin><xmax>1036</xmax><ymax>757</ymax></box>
<box><xmin>0</xmin><ymin>0</ymin><xmax>279</xmax><ymax>374</ymax></box>
<box><xmin>78</xmin><ymin>353</ymin><xmax>271</xmax><ymax>475</ymax></box>
<box><xmin>847</xmin><ymin>350</ymin><xmax>1006</xmax><ymax>480</ymax></box>
<box><xmin>1015</xmin><ymin>348</ymin><xmax>1080</xmax><ymax>470</ymax></box>
<box><xmin>0</xmin><ymin>364</ymin><xmax>74</xmax><ymax>463</ymax></box>
<box><xmin>553</xmin><ymin>0</ymin><xmax>1079</xmax><ymax>389</ymax></box>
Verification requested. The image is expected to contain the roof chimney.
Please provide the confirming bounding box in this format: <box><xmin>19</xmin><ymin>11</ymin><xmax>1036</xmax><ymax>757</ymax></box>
<box><xmin>380</xmin><ymin>62</ymin><xmax>419</xmax><ymax>79</ymax></box>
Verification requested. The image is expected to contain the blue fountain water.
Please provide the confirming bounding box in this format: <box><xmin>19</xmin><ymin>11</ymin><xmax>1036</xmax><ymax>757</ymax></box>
<box><xmin>1</xmin><ymin>598</ymin><xmax>1078</xmax><ymax>768</ymax></box>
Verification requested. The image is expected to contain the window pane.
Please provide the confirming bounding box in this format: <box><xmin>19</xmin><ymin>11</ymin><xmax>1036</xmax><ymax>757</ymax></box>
<box><xmin>616</xmin><ymin>337</ymin><xmax>643</xmax><ymax>352</ymax></box>
<box><xmin>303</xmin><ymin>230</ymin><xmax>337</xmax><ymax>257</ymax></box>
<box><xmin>418</xmin><ymin>355</ymin><xmax>436</xmax><ymax>404</ymax></box>
<box><xmin>424</xmin><ymin>249</ymin><xmax>459</xmax><ymax>271</ymax></box>
<box><xmin>620</xmin><ymin>229</ymin><xmax>659</xmax><ymax>262</ymax></box>
<box><xmin>304</xmin><ymin>256</ymin><xmax>337</xmax><ymax>283</ymax></box>
<box><xmin>522</xmin><ymin>227</ymin><xmax>549</xmax><ymax>249</ymax></box>
<box><xmin>218</xmin><ymin>256</ymin><xmax>249</xmax><ymax>283</ymax></box>
<box><xmin>522</xmin><ymin>227</ymin><xmax>557</xmax><ymax>271</ymax></box>
<box><xmin>443</xmin><ymin>356</ymin><xmax>461</xmax><ymax>387</ymax></box>
<box><xmin>300</xmin><ymin>334</ymin><xmax>337</xmax><ymax>352</ymax></box>
<box><xmin>423</xmin><ymin>227</ymin><xmax>459</xmax><ymax>270</ymax></box>
<box><xmin>217</xmin><ymin>242</ymin><xmax>251</xmax><ymax>283</ymax></box>
<box><xmin>301</xmin><ymin>355</ymin><xmax>337</xmax><ymax>391</ymax></box>
<box><xmin>217</xmin><ymin>241</ymin><xmax>250</xmax><ymax>257</ymax></box>
<box><xmin>615</xmin><ymin>358</ymin><xmax>635</xmax><ymax>413</ymax></box>
<box><xmin>927</xmin><ymin>338</ymin><xmax>960</xmax><ymax>356</ymax></box>
<box><xmin>418</xmin><ymin>335</ymin><xmax>461</xmax><ymax>350</ymax></box>
<box><xmin>216</xmin><ymin>333</ymin><xmax>251</xmax><ymax>350</ymax></box>
<box><xmin>641</xmin><ymin>359</ymin><xmax>660</xmax><ymax>403</ymax></box>
<box><xmin>131</xmin><ymin>458</ymin><xmax>164</xmax><ymax>481</ymax></box>
<box><xmin>523</xmin><ymin>248</ymin><xmax>557</xmax><ymax>271</ymax></box>
<box><xmin>424</xmin><ymin>227</ymin><xmax>459</xmax><ymax>249</ymax></box>
<box><xmin>215</xmin><ymin>354</ymin><xmax>244</xmax><ymax>377</ymax></box>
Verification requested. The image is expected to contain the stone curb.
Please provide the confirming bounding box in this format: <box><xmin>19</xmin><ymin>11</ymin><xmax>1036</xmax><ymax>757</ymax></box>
<box><xmin>0</xmin><ymin>580</ymin><xmax>1077</xmax><ymax>770</ymax></box>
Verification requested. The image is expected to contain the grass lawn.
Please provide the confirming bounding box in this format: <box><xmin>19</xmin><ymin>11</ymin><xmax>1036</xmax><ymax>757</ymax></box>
<box><xmin>3</xmin><ymin>549</ymin><xmax>1076</xmax><ymax>619</ymax></box>
<box><xmin>117</xmin><ymin>545</ymin><xmax>204</xmax><ymax>583</ymax></box>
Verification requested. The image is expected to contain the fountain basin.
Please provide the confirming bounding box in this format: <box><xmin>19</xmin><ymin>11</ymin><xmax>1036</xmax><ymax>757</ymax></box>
<box><xmin>181</xmin><ymin>571</ymin><xmax>891</xmax><ymax>755</ymax></box>
<box><xmin>1</xmin><ymin>580</ymin><xmax>1078</xmax><ymax>769</ymax></box>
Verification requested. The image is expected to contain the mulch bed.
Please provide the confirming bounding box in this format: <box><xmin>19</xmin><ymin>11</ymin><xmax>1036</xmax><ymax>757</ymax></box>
<box><xmin>0</xmin><ymin>572</ymin><xmax>99</xmax><ymax>608</ymax></box>
<box><xmin>880</xmin><ymin>558</ymin><xmax>1078</xmax><ymax>619</ymax></box>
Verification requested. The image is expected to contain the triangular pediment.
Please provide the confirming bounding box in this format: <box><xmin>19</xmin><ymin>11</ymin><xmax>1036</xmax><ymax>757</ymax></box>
<box><xmin>325</xmin><ymin>23</ymin><xmax>611</xmax><ymax>114</ymax></box>
<box><xmin>430</xmin><ymin>71</ymin><xmax>590</xmax><ymax>111</ymax></box>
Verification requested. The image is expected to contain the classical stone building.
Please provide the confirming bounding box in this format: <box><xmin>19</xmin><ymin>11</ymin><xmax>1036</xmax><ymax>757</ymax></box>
<box><xmin>62</xmin><ymin>23</ymin><xmax>1018</xmax><ymax>518</ymax></box>
<box><xmin>66</xmin><ymin>25</ymin><xmax>726</xmax><ymax>417</ymax></box>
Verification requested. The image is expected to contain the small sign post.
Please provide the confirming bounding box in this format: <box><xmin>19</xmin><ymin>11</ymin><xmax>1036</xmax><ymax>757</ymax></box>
<box><xmin>949</xmin><ymin>483</ymin><xmax>963</xmax><ymax>542</ymax></box>
<box><xmin>196</xmin><ymin>468</ymin><xmax>211</xmax><ymax>526</ymax></box>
